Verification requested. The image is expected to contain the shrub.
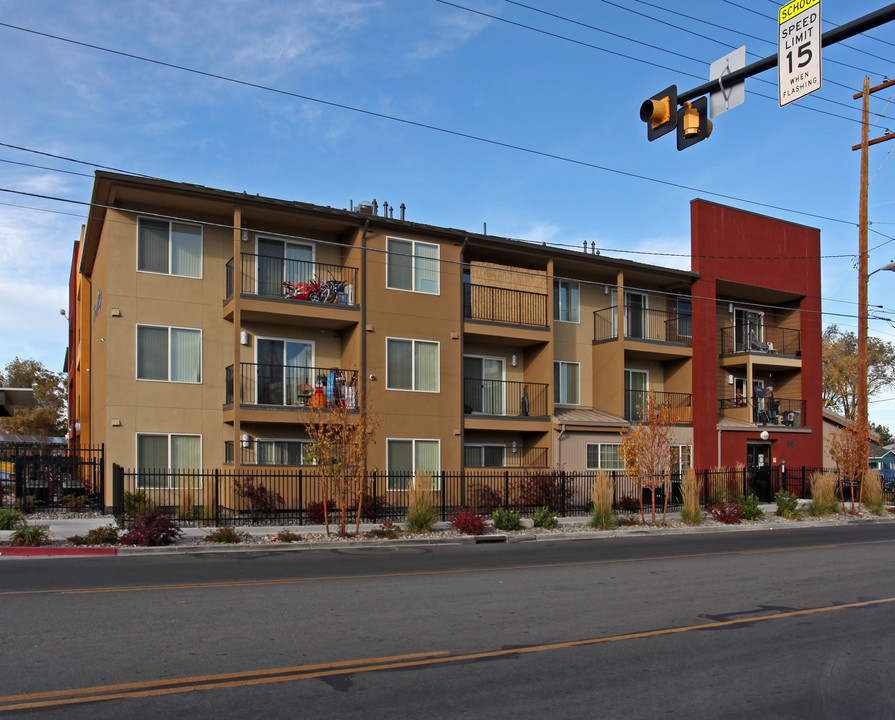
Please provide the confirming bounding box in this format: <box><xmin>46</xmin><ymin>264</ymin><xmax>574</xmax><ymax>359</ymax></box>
<box><xmin>15</xmin><ymin>495</ymin><xmax>37</xmax><ymax>514</ymax></box>
<box><xmin>62</xmin><ymin>494</ymin><xmax>88</xmax><ymax>512</ymax></box>
<box><xmin>10</xmin><ymin>525</ymin><xmax>51</xmax><ymax>547</ymax></box>
<box><xmin>532</xmin><ymin>506</ymin><xmax>557</xmax><ymax>529</ymax></box>
<box><xmin>809</xmin><ymin>472</ymin><xmax>839</xmax><ymax>517</ymax></box>
<box><xmin>68</xmin><ymin>525</ymin><xmax>120</xmax><ymax>546</ymax></box>
<box><xmin>738</xmin><ymin>492</ymin><xmax>764</xmax><ymax>521</ymax></box>
<box><xmin>203</xmin><ymin>526</ymin><xmax>247</xmax><ymax>544</ymax></box>
<box><xmin>679</xmin><ymin>468</ymin><xmax>702</xmax><ymax>526</ymax></box>
<box><xmin>708</xmin><ymin>500</ymin><xmax>742</xmax><ymax>524</ymax></box>
<box><xmin>307</xmin><ymin>499</ymin><xmax>334</xmax><ymax>524</ymax></box>
<box><xmin>124</xmin><ymin>490</ymin><xmax>155</xmax><ymax>516</ymax></box>
<box><xmin>590</xmin><ymin>471</ymin><xmax>616</xmax><ymax>530</ymax></box>
<box><xmin>365</xmin><ymin>521</ymin><xmax>400</xmax><ymax>539</ymax></box>
<box><xmin>405</xmin><ymin>472</ymin><xmax>438</xmax><ymax>533</ymax></box>
<box><xmin>120</xmin><ymin>510</ymin><xmax>183</xmax><ymax>547</ymax></box>
<box><xmin>775</xmin><ymin>490</ymin><xmax>800</xmax><ymax>519</ymax></box>
<box><xmin>450</xmin><ymin>508</ymin><xmax>488</xmax><ymax>535</ymax></box>
<box><xmin>615</xmin><ymin>495</ymin><xmax>640</xmax><ymax>514</ymax></box>
<box><xmin>276</xmin><ymin>529</ymin><xmax>303</xmax><ymax>542</ymax></box>
<box><xmin>234</xmin><ymin>476</ymin><xmax>284</xmax><ymax>519</ymax></box>
<box><xmin>492</xmin><ymin>508</ymin><xmax>522</xmax><ymax>532</ymax></box>
<box><xmin>0</xmin><ymin>507</ymin><xmax>25</xmax><ymax>531</ymax></box>
<box><xmin>357</xmin><ymin>493</ymin><xmax>388</xmax><ymax>520</ymax></box>
<box><xmin>863</xmin><ymin>470</ymin><xmax>886</xmax><ymax>515</ymax></box>
<box><xmin>516</xmin><ymin>471</ymin><xmax>572</xmax><ymax>513</ymax></box>
<box><xmin>468</xmin><ymin>483</ymin><xmax>502</xmax><ymax>515</ymax></box>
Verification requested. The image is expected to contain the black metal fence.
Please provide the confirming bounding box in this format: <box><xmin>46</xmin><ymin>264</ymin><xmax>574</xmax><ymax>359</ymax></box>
<box><xmin>109</xmin><ymin>464</ymin><xmax>861</xmax><ymax>526</ymax></box>
<box><xmin>1</xmin><ymin>443</ymin><xmax>104</xmax><ymax>511</ymax></box>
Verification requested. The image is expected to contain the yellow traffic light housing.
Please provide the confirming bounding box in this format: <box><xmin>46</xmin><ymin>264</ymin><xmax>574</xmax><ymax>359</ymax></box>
<box><xmin>640</xmin><ymin>85</ymin><xmax>678</xmax><ymax>141</ymax></box>
<box><xmin>677</xmin><ymin>97</ymin><xmax>713</xmax><ymax>150</ymax></box>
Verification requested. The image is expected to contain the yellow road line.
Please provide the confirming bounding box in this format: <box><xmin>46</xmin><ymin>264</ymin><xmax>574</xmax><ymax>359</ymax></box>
<box><xmin>2</xmin><ymin>596</ymin><xmax>893</xmax><ymax>712</ymax></box>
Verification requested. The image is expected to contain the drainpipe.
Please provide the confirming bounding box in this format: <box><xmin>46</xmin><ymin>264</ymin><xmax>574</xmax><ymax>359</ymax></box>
<box><xmin>557</xmin><ymin>424</ymin><xmax>566</xmax><ymax>469</ymax></box>
<box><xmin>359</xmin><ymin>219</ymin><xmax>370</xmax><ymax>404</ymax></box>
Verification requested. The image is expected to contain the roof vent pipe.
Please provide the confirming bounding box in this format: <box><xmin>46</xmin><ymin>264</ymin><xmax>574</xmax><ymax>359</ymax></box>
<box><xmin>372</xmin><ymin>199</ymin><xmax>378</xmax><ymax>216</ymax></box>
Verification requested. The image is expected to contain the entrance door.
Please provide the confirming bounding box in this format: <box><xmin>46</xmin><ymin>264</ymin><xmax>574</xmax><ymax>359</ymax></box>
<box><xmin>463</xmin><ymin>356</ymin><xmax>505</xmax><ymax>415</ymax></box>
<box><xmin>256</xmin><ymin>338</ymin><xmax>314</xmax><ymax>405</ymax></box>
<box><xmin>734</xmin><ymin>309</ymin><xmax>764</xmax><ymax>352</ymax></box>
<box><xmin>746</xmin><ymin>442</ymin><xmax>772</xmax><ymax>502</ymax></box>
<box><xmin>624</xmin><ymin>369</ymin><xmax>648</xmax><ymax>421</ymax></box>
<box><xmin>257</xmin><ymin>239</ymin><xmax>313</xmax><ymax>296</ymax></box>
<box><xmin>625</xmin><ymin>292</ymin><xmax>648</xmax><ymax>339</ymax></box>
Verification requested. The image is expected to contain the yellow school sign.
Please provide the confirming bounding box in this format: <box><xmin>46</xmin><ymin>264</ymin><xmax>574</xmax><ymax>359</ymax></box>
<box><xmin>779</xmin><ymin>0</ymin><xmax>822</xmax><ymax>106</ymax></box>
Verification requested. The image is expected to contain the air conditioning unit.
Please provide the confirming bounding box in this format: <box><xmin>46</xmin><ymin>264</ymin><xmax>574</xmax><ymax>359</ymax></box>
<box><xmin>357</xmin><ymin>202</ymin><xmax>373</xmax><ymax>215</ymax></box>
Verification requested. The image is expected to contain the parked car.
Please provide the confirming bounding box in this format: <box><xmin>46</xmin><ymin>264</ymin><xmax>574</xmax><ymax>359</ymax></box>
<box><xmin>879</xmin><ymin>468</ymin><xmax>895</xmax><ymax>492</ymax></box>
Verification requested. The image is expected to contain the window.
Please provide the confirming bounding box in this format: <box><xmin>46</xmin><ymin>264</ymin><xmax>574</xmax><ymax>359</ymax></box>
<box><xmin>670</xmin><ymin>445</ymin><xmax>692</xmax><ymax>475</ymax></box>
<box><xmin>387</xmin><ymin>439</ymin><xmax>440</xmax><ymax>491</ymax></box>
<box><xmin>387</xmin><ymin>338</ymin><xmax>439</xmax><ymax>392</ymax></box>
<box><xmin>256</xmin><ymin>337</ymin><xmax>314</xmax><ymax>405</ymax></box>
<box><xmin>624</xmin><ymin>369</ymin><xmax>648</xmax><ymax>421</ymax></box>
<box><xmin>554</xmin><ymin>280</ymin><xmax>580</xmax><ymax>323</ymax></box>
<box><xmin>138</xmin><ymin>218</ymin><xmax>202</xmax><ymax>278</ymax></box>
<box><xmin>586</xmin><ymin>443</ymin><xmax>624</xmax><ymax>470</ymax></box>
<box><xmin>387</xmin><ymin>238</ymin><xmax>440</xmax><ymax>294</ymax></box>
<box><xmin>137</xmin><ymin>325</ymin><xmax>201</xmax><ymax>382</ymax></box>
<box><xmin>256</xmin><ymin>440</ymin><xmax>315</xmax><ymax>466</ymax></box>
<box><xmin>257</xmin><ymin>237</ymin><xmax>314</xmax><ymax>296</ymax></box>
<box><xmin>676</xmin><ymin>298</ymin><xmax>692</xmax><ymax>338</ymax></box>
<box><xmin>464</xmin><ymin>444</ymin><xmax>506</xmax><ymax>468</ymax></box>
<box><xmin>554</xmin><ymin>361</ymin><xmax>580</xmax><ymax>405</ymax></box>
<box><xmin>136</xmin><ymin>433</ymin><xmax>201</xmax><ymax>489</ymax></box>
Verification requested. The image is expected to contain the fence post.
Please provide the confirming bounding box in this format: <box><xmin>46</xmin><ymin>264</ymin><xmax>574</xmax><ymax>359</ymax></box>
<box><xmin>802</xmin><ymin>466</ymin><xmax>807</xmax><ymax>498</ymax></box>
<box><xmin>504</xmin><ymin>470</ymin><xmax>510</xmax><ymax>508</ymax></box>
<box><xmin>561</xmin><ymin>471</ymin><xmax>567</xmax><ymax>517</ymax></box>
<box><xmin>441</xmin><ymin>471</ymin><xmax>446</xmax><ymax>521</ymax></box>
<box><xmin>371</xmin><ymin>471</ymin><xmax>378</xmax><ymax>523</ymax></box>
<box><xmin>702</xmin><ymin>469</ymin><xmax>709</xmax><ymax>507</ymax></box>
<box><xmin>298</xmin><ymin>469</ymin><xmax>304</xmax><ymax>526</ymax></box>
<box><xmin>214</xmin><ymin>469</ymin><xmax>220</xmax><ymax>526</ymax></box>
<box><xmin>111</xmin><ymin>463</ymin><xmax>124</xmax><ymax>517</ymax></box>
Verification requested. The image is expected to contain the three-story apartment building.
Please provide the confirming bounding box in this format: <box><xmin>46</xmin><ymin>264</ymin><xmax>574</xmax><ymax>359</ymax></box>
<box><xmin>67</xmin><ymin>172</ymin><xmax>822</xmax><ymax>506</ymax></box>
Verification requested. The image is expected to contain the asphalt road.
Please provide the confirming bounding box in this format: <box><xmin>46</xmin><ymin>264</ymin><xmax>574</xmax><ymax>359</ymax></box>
<box><xmin>2</xmin><ymin>523</ymin><xmax>895</xmax><ymax>718</ymax></box>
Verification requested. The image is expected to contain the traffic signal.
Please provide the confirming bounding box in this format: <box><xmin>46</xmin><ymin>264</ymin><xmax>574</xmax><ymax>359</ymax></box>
<box><xmin>676</xmin><ymin>97</ymin><xmax>712</xmax><ymax>150</ymax></box>
<box><xmin>640</xmin><ymin>85</ymin><xmax>678</xmax><ymax>141</ymax></box>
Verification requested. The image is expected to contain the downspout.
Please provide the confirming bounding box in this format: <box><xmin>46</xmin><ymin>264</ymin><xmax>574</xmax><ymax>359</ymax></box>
<box><xmin>359</xmin><ymin>219</ymin><xmax>370</xmax><ymax>405</ymax></box>
<box><xmin>459</xmin><ymin>236</ymin><xmax>468</xmax><ymax>466</ymax></box>
<box><xmin>557</xmin><ymin>424</ymin><xmax>566</xmax><ymax>469</ymax></box>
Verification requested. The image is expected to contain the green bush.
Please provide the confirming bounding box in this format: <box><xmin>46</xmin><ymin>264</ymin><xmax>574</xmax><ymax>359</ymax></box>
<box><xmin>68</xmin><ymin>525</ymin><xmax>120</xmax><ymax>546</ymax></box>
<box><xmin>406</xmin><ymin>499</ymin><xmax>438</xmax><ymax>533</ymax></box>
<box><xmin>124</xmin><ymin>490</ymin><xmax>155</xmax><ymax>516</ymax></box>
<box><xmin>10</xmin><ymin>525</ymin><xmax>51</xmax><ymax>547</ymax></box>
<box><xmin>15</xmin><ymin>495</ymin><xmax>37</xmax><ymax>514</ymax></box>
<box><xmin>62</xmin><ymin>494</ymin><xmax>88</xmax><ymax>512</ymax></box>
<box><xmin>0</xmin><ymin>507</ymin><xmax>26</xmax><ymax>531</ymax></box>
<box><xmin>203</xmin><ymin>526</ymin><xmax>247</xmax><ymax>544</ymax></box>
<box><xmin>532</xmin><ymin>506</ymin><xmax>557</xmax><ymax>529</ymax></box>
<box><xmin>738</xmin><ymin>493</ymin><xmax>764</xmax><ymax>521</ymax></box>
<box><xmin>774</xmin><ymin>490</ymin><xmax>800</xmax><ymax>519</ymax></box>
<box><xmin>492</xmin><ymin>508</ymin><xmax>522</xmax><ymax>532</ymax></box>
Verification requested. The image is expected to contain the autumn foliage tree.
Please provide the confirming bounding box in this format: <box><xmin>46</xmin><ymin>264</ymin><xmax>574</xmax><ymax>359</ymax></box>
<box><xmin>619</xmin><ymin>392</ymin><xmax>675</xmax><ymax>524</ymax></box>
<box><xmin>304</xmin><ymin>395</ymin><xmax>380</xmax><ymax>537</ymax></box>
<box><xmin>827</xmin><ymin>424</ymin><xmax>866</xmax><ymax>511</ymax></box>
<box><xmin>0</xmin><ymin>358</ymin><xmax>66</xmax><ymax>436</ymax></box>
<box><xmin>823</xmin><ymin>325</ymin><xmax>895</xmax><ymax>419</ymax></box>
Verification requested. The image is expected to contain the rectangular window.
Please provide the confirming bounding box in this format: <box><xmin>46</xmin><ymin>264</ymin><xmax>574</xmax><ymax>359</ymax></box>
<box><xmin>586</xmin><ymin>443</ymin><xmax>623</xmax><ymax>470</ymax></box>
<box><xmin>387</xmin><ymin>338</ymin><xmax>439</xmax><ymax>392</ymax></box>
<box><xmin>256</xmin><ymin>440</ymin><xmax>315</xmax><ymax>466</ymax></box>
<box><xmin>387</xmin><ymin>238</ymin><xmax>440</xmax><ymax>294</ymax></box>
<box><xmin>387</xmin><ymin>439</ymin><xmax>441</xmax><ymax>491</ymax></box>
<box><xmin>138</xmin><ymin>218</ymin><xmax>202</xmax><ymax>278</ymax></box>
<box><xmin>136</xmin><ymin>433</ymin><xmax>201</xmax><ymax>489</ymax></box>
<box><xmin>553</xmin><ymin>280</ymin><xmax>580</xmax><ymax>323</ymax></box>
<box><xmin>676</xmin><ymin>298</ymin><xmax>692</xmax><ymax>338</ymax></box>
<box><xmin>554</xmin><ymin>361</ymin><xmax>580</xmax><ymax>405</ymax></box>
<box><xmin>137</xmin><ymin>325</ymin><xmax>201</xmax><ymax>383</ymax></box>
<box><xmin>464</xmin><ymin>444</ymin><xmax>506</xmax><ymax>468</ymax></box>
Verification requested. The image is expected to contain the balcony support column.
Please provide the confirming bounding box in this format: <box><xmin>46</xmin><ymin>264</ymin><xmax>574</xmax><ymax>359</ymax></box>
<box><xmin>233</xmin><ymin>207</ymin><xmax>244</xmax><ymax>469</ymax></box>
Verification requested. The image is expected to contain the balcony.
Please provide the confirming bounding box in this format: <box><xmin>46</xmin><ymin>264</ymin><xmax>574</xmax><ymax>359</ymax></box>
<box><xmin>719</xmin><ymin>324</ymin><xmax>801</xmax><ymax>357</ymax></box>
<box><xmin>464</xmin><ymin>446</ymin><xmax>549</xmax><ymax>469</ymax></box>
<box><xmin>225</xmin><ymin>363</ymin><xmax>358</xmax><ymax>411</ymax></box>
<box><xmin>463</xmin><ymin>283</ymin><xmax>548</xmax><ymax>328</ymax></box>
<box><xmin>463</xmin><ymin>378</ymin><xmax>549</xmax><ymax>418</ymax></box>
<box><xmin>594</xmin><ymin>306</ymin><xmax>692</xmax><ymax>346</ymax></box>
<box><xmin>719</xmin><ymin>395</ymin><xmax>805</xmax><ymax>427</ymax></box>
<box><xmin>624</xmin><ymin>389</ymin><xmax>692</xmax><ymax>424</ymax></box>
<box><xmin>225</xmin><ymin>439</ymin><xmax>315</xmax><ymax>466</ymax></box>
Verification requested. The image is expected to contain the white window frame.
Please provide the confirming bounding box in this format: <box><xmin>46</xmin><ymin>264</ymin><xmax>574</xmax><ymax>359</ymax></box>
<box><xmin>136</xmin><ymin>324</ymin><xmax>202</xmax><ymax>384</ymax></box>
<box><xmin>586</xmin><ymin>443</ymin><xmax>624</xmax><ymax>470</ymax></box>
<box><xmin>386</xmin><ymin>438</ymin><xmax>441</xmax><ymax>491</ymax></box>
<box><xmin>135</xmin><ymin>432</ymin><xmax>202</xmax><ymax>489</ymax></box>
<box><xmin>386</xmin><ymin>237</ymin><xmax>440</xmax><ymax>295</ymax></box>
<box><xmin>554</xmin><ymin>279</ymin><xmax>580</xmax><ymax>324</ymax></box>
<box><xmin>136</xmin><ymin>217</ymin><xmax>203</xmax><ymax>278</ymax></box>
<box><xmin>554</xmin><ymin>361</ymin><xmax>580</xmax><ymax>405</ymax></box>
<box><xmin>386</xmin><ymin>337</ymin><xmax>440</xmax><ymax>393</ymax></box>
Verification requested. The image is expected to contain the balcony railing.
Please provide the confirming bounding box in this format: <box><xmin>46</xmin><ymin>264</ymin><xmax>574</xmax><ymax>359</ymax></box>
<box><xmin>464</xmin><ymin>446</ymin><xmax>549</xmax><ymax>468</ymax></box>
<box><xmin>463</xmin><ymin>283</ymin><xmax>548</xmax><ymax>328</ymax></box>
<box><xmin>463</xmin><ymin>379</ymin><xmax>549</xmax><ymax>418</ymax></box>
<box><xmin>233</xmin><ymin>362</ymin><xmax>358</xmax><ymax>409</ymax></box>
<box><xmin>719</xmin><ymin>395</ymin><xmax>806</xmax><ymax>427</ymax></box>
<box><xmin>226</xmin><ymin>253</ymin><xmax>358</xmax><ymax>306</ymax></box>
<box><xmin>624</xmin><ymin>389</ymin><xmax>692</xmax><ymax>423</ymax></box>
<box><xmin>594</xmin><ymin>306</ymin><xmax>692</xmax><ymax>345</ymax></box>
<box><xmin>719</xmin><ymin>324</ymin><xmax>801</xmax><ymax>357</ymax></box>
<box><xmin>225</xmin><ymin>439</ymin><xmax>317</xmax><ymax>466</ymax></box>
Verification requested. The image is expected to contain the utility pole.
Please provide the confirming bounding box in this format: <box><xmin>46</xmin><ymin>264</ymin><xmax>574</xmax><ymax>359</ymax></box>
<box><xmin>852</xmin><ymin>76</ymin><xmax>895</xmax><ymax>481</ymax></box>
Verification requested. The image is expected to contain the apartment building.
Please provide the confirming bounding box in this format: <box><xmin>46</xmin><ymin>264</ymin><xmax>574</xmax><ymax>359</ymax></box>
<box><xmin>67</xmin><ymin>172</ymin><xmax>822</xmax><ymax>503</ymax></box>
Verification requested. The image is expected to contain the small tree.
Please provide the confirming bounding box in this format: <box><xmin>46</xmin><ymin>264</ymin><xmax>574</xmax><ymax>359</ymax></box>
<box><xmin>827</xmin><ymin>424</ymin><xmax>865</xmax><ymax>510</ymax></box>
<box><xmin>304</xmin><ymin>393</ymin><xmax>380</xmax><ymax>537</ymax></box>
<box><xmin>619</xmin><ymin>392</ymin><xmax>675</xmax><ymax>524</ymax></box>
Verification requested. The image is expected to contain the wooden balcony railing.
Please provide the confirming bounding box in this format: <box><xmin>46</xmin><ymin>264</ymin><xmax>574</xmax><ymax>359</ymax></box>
<box><xmin>624</xmin><ymin>389</ymin><xmax>692</xmax><ymax>423</ymax></box>
<box><xmin>463</xmin><ymin>283</ymin><xmax>548</xmax><ymax>328</ymax></box>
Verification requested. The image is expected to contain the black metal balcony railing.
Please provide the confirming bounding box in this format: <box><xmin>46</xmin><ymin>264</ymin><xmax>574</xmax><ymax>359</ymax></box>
<box><xmin>624</xmin><ymin>390</ymin><xmax>692</xmax><ymax>424</ymax></box>
<box><xmin>719</xmin><ymin>395</ymin><xmax>806</xmax><ymax>427</ymax></box>
<box><xmin>225</xmin><ymin>364</ymin><xmax>234</xmax><ymax>405</ymax></box>
<box><xmin>464</xmin><ymin>446</ymin><xmax>549</xmax><ymax>468</ymax></box>
<box><xmin>719</xmin><ymin>324</ymin><xmax>801</xmax><ymax>357</ymax></box>
<box><xmin>226</xmin><ymin>439</ymin><xmax>317</xmax><ymax>467</ymax></box>
<box><xmin>462</xmin><ymin>379</ymin><xmax>549</xmax><ymax>418</ymax></box>
<box><xmin>593</xmin><ymin>306</ymin><xmax>692</xmax><ymax>345</ymax></box>
<box><xmin>234</xmin><ymin>363</ymin><xmax>359</xmax><ymax>409</ymax></box>
<box><xmin>226</xmin><ymin>253</ymin><xmax>359</xmax><ymax>306</ymax></box>
<box><xmin>463</xmin><ymin>283</ymin><xmax>548</xmax><ymax>328</ymax></box>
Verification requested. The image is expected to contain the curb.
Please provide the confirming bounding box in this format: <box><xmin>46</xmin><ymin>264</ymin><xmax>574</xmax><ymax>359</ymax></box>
<box><xmin>0</xmin><ymin>546</ymin><xmax>118</xmax><ymax>557</ymax></box>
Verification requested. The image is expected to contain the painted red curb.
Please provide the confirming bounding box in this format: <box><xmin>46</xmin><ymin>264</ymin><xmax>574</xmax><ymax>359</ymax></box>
<box><xmin>0</xmin><ymin>546</ymin><xmax>118</xmax><ymax>557</ymax></box>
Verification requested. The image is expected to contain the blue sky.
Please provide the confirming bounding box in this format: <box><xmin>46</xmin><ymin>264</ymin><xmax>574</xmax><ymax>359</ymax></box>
<box><xmin>1</xmin><ymin>0</ymin><xmax>894</xmax><ymax>429</ymax></box>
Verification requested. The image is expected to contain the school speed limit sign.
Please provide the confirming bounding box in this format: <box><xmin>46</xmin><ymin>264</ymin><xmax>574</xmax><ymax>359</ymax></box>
<box><xmin>779</xmin><ymin>0</ymin><xmax>822</xmax><ymax>106</ymax></box>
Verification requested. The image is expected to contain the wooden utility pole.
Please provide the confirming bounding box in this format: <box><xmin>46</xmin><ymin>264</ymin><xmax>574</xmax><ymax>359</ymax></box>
<box><xmin>852</xmin><ymin>76</ymin><xmax>895</xmax><ymax>475</ymax></box>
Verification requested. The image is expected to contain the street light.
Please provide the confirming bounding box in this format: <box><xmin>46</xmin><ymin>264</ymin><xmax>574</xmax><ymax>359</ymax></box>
<box><xmin>868</xmin><ymin>260</ymin><xmax>895</xmax><ymax>277</ymax></box>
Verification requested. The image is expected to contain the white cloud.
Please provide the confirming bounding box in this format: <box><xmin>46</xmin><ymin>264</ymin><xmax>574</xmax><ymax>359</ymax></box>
<box><xmin>404</xmin><ymin>12</ymin><xmax>490</xmax><ymax>62</ymax></box>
